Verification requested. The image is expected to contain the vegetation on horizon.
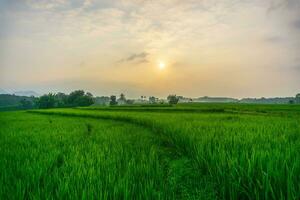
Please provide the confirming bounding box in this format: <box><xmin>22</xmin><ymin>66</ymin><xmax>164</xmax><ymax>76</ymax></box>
<box><xmin>1</xmin><ymin>91</ymin><xmax>300</xmax><ymax>112</ymax></box>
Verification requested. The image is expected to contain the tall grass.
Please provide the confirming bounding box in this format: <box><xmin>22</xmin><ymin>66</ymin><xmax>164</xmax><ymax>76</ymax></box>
<box><xmin>1</xmin><ymin>103</ymin><xmax>300</xmax><ymax>199</ymax></box>
<box><xmin>29</xmin><ymin>106</ymin><xmax>300</xmax><ymax>199</ymax></box>
<box><xmin>0</xmin><ymin>113</ymin><xmax>165</xmax><ymax>199</ymax></box>
<box><xmin>0</xmin><ymin>112</ymin><xmax>213</xmax><ymax>199</ymax></box>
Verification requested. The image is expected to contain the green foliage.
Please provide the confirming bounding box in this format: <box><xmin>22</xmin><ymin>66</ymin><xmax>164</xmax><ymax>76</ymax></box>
<box><xmin>0</xmin><ymin>94</ymin><xmax>36</xmax><ymax>109</ymax></box>
<box><xmin>119</xmin><ymin>93</ymin><xmax>126</xmax><ymax>101</ymax></box>
<box><xmin>37</xmin><ymin>93</ymin><xmax>56</xmax><ymax>108</ymax></box>
<box><xmin>68</xmin><ymin>90</ymin><xmax>85</xmax><ymax>104</ymax></box>
<box><xmin>0</xmin><ymin>105</ymin><xmax>26</xmax><ymax>112</ymax></box>
<box><xmin>289</xmin><ymin>99</ymin><xmax>294</xmax><ymax>104</ymax></box>
<box><xmin>1</xmin><ymin>103</ymin><xmax>300</xmax><ymax>199</ymax></box>
<box><xmin>167</xmin><ymin>94</ymin><xmax>179</xmax><ymax>104</ymax></box>
<box><xmin>68</xmin><ymin>90</ymin><xmax>94</xmax><ymax>107</ymax></box>
<box><xmin>35</xmin><ymin>90</ymin><xmax>94</xmax><ymax>109</ymax></box>
<box><xmin>296</xmin><ymin>93</ymin><xmax>300</xmax><ymax>103</ymax></box>
<box><xmin>55</xmin><ymin>92</ymin><xmax>68</xmax><ymax>107</ymax></box>
<box><xmin>19</xmin><ymin>98</ymin><xmax>34</xmax><ymax>109</ymax></box>
<box><xmin>149</xmin><ymin>96</ymin><xmax>157</xmax><ymax>104</ymax></box>
<box><xmin>0</xmin><ymin>113</ymin><xmax>174</xmax><ymax>199</ymax></box>
<box><xmin>109</xmin><ymin>95</ymin><xmax>117</xmax><ymax>106</ymax></box>
<box><xmin>125</xmin><ymin>99</ymin><xmax>134</xmax><ymax>104</ymax></box>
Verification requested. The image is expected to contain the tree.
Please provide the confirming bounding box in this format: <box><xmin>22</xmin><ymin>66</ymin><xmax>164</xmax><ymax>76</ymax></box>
<box><xmin>141</xmin><ymin>96</ymin><xmax>146</xmax><ymax>101</ymax></box>
<box><xmin>67</xmin><ymin>90</ymin><xmax>94</xmax><ymax>107</ymax></box>
<box><xmin>117</xmin><ymin>93</ymin><xmax>127</xmax><ymax>105</ymax></box>
<box><xmin>296</xmin><ymin>93</ymin><xmax>300</xmax><ymax>104</ymax></box>
<box><xmin>34</xmin><ymin>90</ymin><xmax>94</xmax><ymax>109</ymax></box>
<box><xmin>55</xmin><ymin>92</ymin><xmax>68</xmax><ymax>107</ymax></box>
<box><xmin>167</xmin><ymin>95</ymin><xmax>179</xmax><ymax>105</ymax></box>
<box><xmin>76</xmin><ymin>95</ymin><xmax>94</xmax><ymax>106</ymax></box>
<box><xmin>86</xmin><ymin>92</ymin><xmax>93</xmax><ymax>97</ymax></box>
<box><xmin>19</xmin><ymin>98</ymin><xmax>34</xmax><ymax>109</ymax></box>
<box><xmin>68</xmin><ymin>90</ymin><xmax>85</xmax><ymax>105</ymax></box>
<box><xmin>149</xmin><ymin>96</ymin><xmax>156</xmax><ymax>104</ymax></box>
<box><xmin>110</xmin><ymin>95</ymin><xmax>118</xmax><ymax>106</ymax></box>
<box><xmin>120</xmin><ymin>93</ymin><xmax>126</xmax><ymax>101</ymax></box>
<box><xmin>126</xmin><ymin>99</ymin><xmax>134</xmax><ymax>104</ymax></box>
<box><xmin>37</xmin><ymin>93</ymin><xmax>56</xmax><ymax>108</ymax></box>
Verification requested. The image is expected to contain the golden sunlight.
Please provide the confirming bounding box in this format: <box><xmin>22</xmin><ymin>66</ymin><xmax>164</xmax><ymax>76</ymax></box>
<box><xmin>158</xmin><ymin>62</ymin><xmax>166</xmax><ymax>70</ymax></box>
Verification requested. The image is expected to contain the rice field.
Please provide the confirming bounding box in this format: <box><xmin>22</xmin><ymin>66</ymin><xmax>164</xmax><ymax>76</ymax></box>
<box><xmin>1</xmin><ymin>103</ymin><xmax>300</xmax><ymax>199</ymax></box>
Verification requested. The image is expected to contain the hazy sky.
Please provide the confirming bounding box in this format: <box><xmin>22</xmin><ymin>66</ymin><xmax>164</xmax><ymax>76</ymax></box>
<box><xmin>0</xmin><ymin>0</ymin><xmax>299</xmax><ymax>98</ymax></box>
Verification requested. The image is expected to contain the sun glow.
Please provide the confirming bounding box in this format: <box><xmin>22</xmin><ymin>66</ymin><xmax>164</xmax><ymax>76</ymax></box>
<box><xmin>158</xmin><ymin>62</ymin><xmax>166</xmax><ymax>70</ymax></box>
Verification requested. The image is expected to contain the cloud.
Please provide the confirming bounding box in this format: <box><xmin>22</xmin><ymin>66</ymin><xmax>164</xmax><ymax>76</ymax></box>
<box><xmin>1</xmin><ymin>0</ymin><xmax>300</xmax><ymax>97</ymax></box>
<box><xmin>268</xmin><ymin>0</ymin><xmax>300</xmax><ymax>12</ymax></box>
<box><xmin>293</xmin><ymin>19</ymin><xmax>300</xmax><ymax>29</ymax></box>
<box><xmin>26</xmin><ymin>0</ymin><xmax>68</xmax><ymax>10</ymax></box>
<box><xmin>263</xmin><ymin>35</ymin><xmax>284</xmax><ymax>43</ymax></box>
<box><xmin>126</xmin><ymin>52</ymin><xmax>148</xmax><ymax>61</ymax></box>
<box><xmin>118</xmin><ymin>52</ymin><xmax>149</xmax><ymax>63</ymax></box>
<box><xmin>136</xmin><ymin>58</ymin><xmax>149</xmax><ymax>64</ymax></box>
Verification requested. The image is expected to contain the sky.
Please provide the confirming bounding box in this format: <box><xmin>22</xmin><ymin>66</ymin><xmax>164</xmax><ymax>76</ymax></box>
<box><xmin>0</xmin><ymin>0</ymin><xmax>299</xmax><ymax>98</ymax></box>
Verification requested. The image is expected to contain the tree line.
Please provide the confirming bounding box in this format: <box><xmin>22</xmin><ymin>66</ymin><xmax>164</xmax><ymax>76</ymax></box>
<box><xmin>12</xmin><ymin>91</ymin><xmax>179</xmax><ymax>110</ymax></box>
<box><xmin>2</xmin><ymin>91</ymin><xmax>300</xmax><ymax>111</ymax></box>
<box><xmin>16</xmin><ymin>92</ymin><xmax>300</xmax><ymax>109</ymax></box>
<box><xmin>108</xmin><ymin>94</ymin><xmax>180</xmax><ymax>105</ymax></box>
<box><xmin>17</xmin><ymin>90</ymin><xmax>94</xmax><ymax>109</ymax></box>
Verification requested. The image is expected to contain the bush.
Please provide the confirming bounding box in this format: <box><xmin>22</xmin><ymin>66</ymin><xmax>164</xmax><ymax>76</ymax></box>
<box><xmin>37</xmin><ymin>93</ymin><xmax>56</xmax><ymax>109</ymax></box>
<box><xmin>167</xmin><ymin>95</ymin><xmax>179</xmax><ymax>105</ymax></box>
<box><xmin>110</xmin><ymin>95</ymin><xmax>118</xmax><ymax>106</ymax></box>
<box><xmin>36</xmin><ymin>90</ymin><xmax>94</xmax><ymax>109</ymax></box>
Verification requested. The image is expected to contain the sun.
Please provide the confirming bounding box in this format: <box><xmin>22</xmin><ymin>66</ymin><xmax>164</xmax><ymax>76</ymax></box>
<box><xmin>158</xmin><ymin>62</ymin><xmax>166</xmax><ymax>70</ymax></box>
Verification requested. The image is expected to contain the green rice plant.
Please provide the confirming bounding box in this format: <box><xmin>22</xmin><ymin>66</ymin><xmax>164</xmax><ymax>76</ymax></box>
<box><xmin>1</xmin><ymin>103</ymin><xmax>300</xmax><ymax>199</ymax></box>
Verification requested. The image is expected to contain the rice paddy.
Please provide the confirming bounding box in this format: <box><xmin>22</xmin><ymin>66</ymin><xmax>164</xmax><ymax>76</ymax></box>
<box><xmin>1</xmin><ymin>103</ymin><xmax>299</xmax><ymax>199</ymax></box>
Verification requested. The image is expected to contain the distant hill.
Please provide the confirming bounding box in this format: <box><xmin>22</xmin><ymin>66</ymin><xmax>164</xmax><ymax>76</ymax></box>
<box><xmin>194</xmin><ymin>96</ymin><xmax>239</xmax><ymax>103</ymax></box>
<box><xmin>239</xmin><ymin>97</ymin><xmax>295</xmax><ymax>104</ymax></box>
<box><xmin>181</xmin><ymin>96</ymin><xmax>297</xmax><ymax>104</ymax></box>
<box><xmin>0</xmin><ymin>89</ymin><xmax>8</xmax><ymax>94</ymax></box>
<box><xmin>0</xmin><ymin>94</ymin><xmax>36</xmax><ymax>107</ymax></box>
<box><xmin>13</xmin><ymin>91</ymin><xmax>40</xmax><ymax>97</ymax></box>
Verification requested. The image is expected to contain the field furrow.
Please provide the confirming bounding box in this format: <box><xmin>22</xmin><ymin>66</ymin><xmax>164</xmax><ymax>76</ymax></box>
<box><xmin>1</xmin><ymin>104</ymin><xmax>300</xmax><ymax>199</ymax></box>
<box><xmin>29</xmin><ymin>108</ymin><xmax>300</xmax><ymax>199</ymax></box>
